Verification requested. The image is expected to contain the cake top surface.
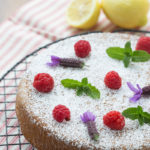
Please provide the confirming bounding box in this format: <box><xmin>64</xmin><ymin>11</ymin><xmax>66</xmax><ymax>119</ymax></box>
<box><xmin>20</xmin><ymin>33</ymin><xmax>150</xmax><ymax>149</ymax></box>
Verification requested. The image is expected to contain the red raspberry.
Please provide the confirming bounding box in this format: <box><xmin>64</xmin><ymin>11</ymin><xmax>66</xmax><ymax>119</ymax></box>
<box><xmin>104</xmin><ymin>71</ymin><xmax>122</xmax><ymax>89</ymax></box>
<box><xmin>74</xmin><ymin>40</ymin><xmax>91</xmax><ymax>58</ymax></box>
<box><xmin>136</xmin><ymin>36</ymin><xmax>150</xmax><ymax>54</ymax></box>
<box><xmin>33</xmin><ymin>73</ymin><xmax>54</xmax><ymax>93</ymax></box>
<box><xmin>103</xmin><ymin>111</ymin><xmax>125</xmax><ymax>130</ymax></box>
<box><xmin>52</xmin><ymin>105</ymin><xmax>70</xmax><ymax>123</ymax></box>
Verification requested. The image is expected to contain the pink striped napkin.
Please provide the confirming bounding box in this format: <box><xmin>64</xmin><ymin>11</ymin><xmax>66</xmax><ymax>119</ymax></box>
<box><xmin>0</xmin><ymin>0</ymin><xmax>150</xmax><ymax>149</ymax></box>
<box><xmin>0</xmin><ymin>0</ymin><xmax>150</xmax><ymax>78</ymax></box>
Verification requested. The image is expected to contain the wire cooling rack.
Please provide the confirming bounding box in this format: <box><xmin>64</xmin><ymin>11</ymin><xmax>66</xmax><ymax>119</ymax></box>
<box><xmin>0</xmin><ymin>30</ymin><xmax>150</xmax><ymax>150</ymax></box>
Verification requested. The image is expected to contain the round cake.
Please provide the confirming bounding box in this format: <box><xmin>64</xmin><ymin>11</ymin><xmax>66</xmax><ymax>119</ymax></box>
<box><xmin>16</xmin><ymin>33</ymin><xmax>150</xmax><ymax>150</ymax></box>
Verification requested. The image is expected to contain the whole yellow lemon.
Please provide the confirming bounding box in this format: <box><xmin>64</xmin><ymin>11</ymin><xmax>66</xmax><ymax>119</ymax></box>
<box><xmin>102</xmin><ymin>0</ymin><xmax>149</xmax><ymax>29</ymax></box>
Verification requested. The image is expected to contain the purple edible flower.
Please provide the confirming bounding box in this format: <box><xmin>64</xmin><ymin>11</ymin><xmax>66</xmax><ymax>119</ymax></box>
<box><xmin>46</xmin><ymin>56</ymin><xmax>60</xmax><ymax>67</ymax></box>
<box><xmin>127</xmin><ymin>82</ymin><xmax>142</xmax><ymax>102</ymax></box>
<box><xmin>47</xmin><ymin>55</ymin><xmax>84</xmax><ymax>68</ymax></box>
<box><xmin>80</xmin><ymin>111</ymin><xmax>99</xmax><ymax>141</ymax></box>
<box><xmin>81</xmin><ymin>111</ymin><xmax>96</xmax><ymax>123</ymax></box>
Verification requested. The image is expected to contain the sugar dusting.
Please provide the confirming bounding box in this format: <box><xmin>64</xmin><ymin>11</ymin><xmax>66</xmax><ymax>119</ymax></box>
<box><xmin>20</xmin><ymin>33</ymin><xmax>150</xmax><ymax>149</ymax></box>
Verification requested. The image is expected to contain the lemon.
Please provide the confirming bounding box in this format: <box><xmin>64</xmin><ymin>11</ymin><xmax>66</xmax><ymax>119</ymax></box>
<box><xmin>102</xmin><ymin>0</ymin><xmax>149</xmax><ymax>29</ymax></box>
<box><xmin>66</xmin><ymin>0</ymin><xmax>101</xmax><ymax>29</ymax></box>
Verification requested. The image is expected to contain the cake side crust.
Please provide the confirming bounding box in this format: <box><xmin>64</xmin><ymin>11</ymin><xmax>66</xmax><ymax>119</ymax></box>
<box><xmin>16</xmin><ymin>79</ymin><xmax>89</xmax><ymax>150</ymax></box>
<box><xmin>16</xmin><ymin>33</ymin><xmax>150</xmax><ymax>149</ymax></box>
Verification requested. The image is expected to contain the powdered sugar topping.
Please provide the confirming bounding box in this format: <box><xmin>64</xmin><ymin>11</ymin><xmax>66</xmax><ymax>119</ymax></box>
<box><xmin>20</xmin><ymin>33</ymin><xmax>150</xmax><ymax>149</ymax></box>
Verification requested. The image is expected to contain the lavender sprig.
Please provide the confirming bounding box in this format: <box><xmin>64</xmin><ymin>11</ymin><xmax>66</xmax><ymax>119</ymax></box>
<box><xmin>127</xmin><ymin>82</ymin><xmax>150</xmax><ymax>102</ymax></box>
<box><xmin>47</xmin><ymin>55</ymin><xmax>84</xmax><ymax>68</ymax></box>
<box><xmin>127</xmin><ymin>82</ymin><xmax>142</xmax><ymax>102</ymax></box>
<box><xmin>80</xmin><ymin>111</ymin><xmax>99</xmax><ymax>141</ymax></box>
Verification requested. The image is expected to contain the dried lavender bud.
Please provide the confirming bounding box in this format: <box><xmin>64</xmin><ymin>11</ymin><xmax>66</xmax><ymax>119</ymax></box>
<box><xmin>87</xmin><ymin>121</ymin><xmax>99</xmax><ymax>141</ymax></box>
<box><xmin>47</xmin><ymin>56</ymin><xmax>85</xmax><ymax>68</ymax></box>
<box><xmin>142</xmin><ymin>85</ymin><xmax>150</xmax><ymax>95</ymax></box>
<box><xmin>60</xmin><ymin>58</ymin><xmax>84</xmax><ymax>68</ymax></box>
<box><xmin>81</xmin><ymin>111</ymin><xmax>99</xmax><ymax>141</ymax></box>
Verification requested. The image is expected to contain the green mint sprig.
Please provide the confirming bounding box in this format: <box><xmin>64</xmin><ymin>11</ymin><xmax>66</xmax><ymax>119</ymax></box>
<box><xmin>61</xmin><ymin>77</ymin><xmax>100</xmax><ymax>99</ymax></box>
<box><xmin>122</xmin><ymin>106</ymin><xmax>150</xmax><ymax>126</ymax></box>
<box><xmin>106</xmin><ymin>41</ymin><xmax>150</xmax><ymax>68</ymax></box>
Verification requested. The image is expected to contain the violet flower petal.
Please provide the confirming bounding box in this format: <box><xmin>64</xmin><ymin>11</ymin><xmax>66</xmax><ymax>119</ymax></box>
<box><xmin>80</xmin><ymin>115</ymin><xmax>86</xmax><ymax>123</ymax></box>
<box><xmin>86</xmin><ymin>112</ymin><xmax>91</xmax><ymax>121</ymax></box>
<box><xmin>130</xmin><ymin>94</ymin><xmax>141</xmax><ymax>102</ymax></box>
<box><xmin>81</xmin><ymin>111</ymin><xmax>96</xmax><ymax>123</ymax></box>
<box><xmin>88</xmin><ymin>111</ymin><xmax>96</xmax><ymax>121</ymax></box>
<box><xmin>46</xmin><ymin>61</ymin><xmax>59</xmax><ymax>67</ymax></box>
<box><xmin>127</xmin><ymin>82</ymin><xmax>139</xmax><ymax>93</ymax></box>
<box><xmin>127</xmin><ymin>82</ymin><xmax>142</xmax><ymax>102</ymax></box>
<box><xmin>83</xmin><ymin>113</ymin><xmax>88</xmax><ymax>122</ymax></box>
<box><xmin>136</xmin><ymin>84</ymin><xmax>143</xmax><ymax>94</ymax></box>
<box><xmin>46</xmin><ymin>55</ymin><xmax>60</xmax><ymax>67</ymax></box>
<box><xmin>51</xmin><ymin>55</ymin><xmax>60</xmax><ymax>62</ymax></box>
<box><xmin>90</xmin><ymin>113</ymin><xmax>96</xmax><ymax>121</ymax></box>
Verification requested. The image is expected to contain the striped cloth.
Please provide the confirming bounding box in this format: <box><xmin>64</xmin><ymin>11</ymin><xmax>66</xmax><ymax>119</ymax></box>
<box><xmin>0</xmin><ymin>0</ymin><xmax>150</xmax><ymax>149</ymax></box>
<box><xmin>0</xmin><ymin>0</ymin><xmax>150</xmax><ymax>78</ymax></box>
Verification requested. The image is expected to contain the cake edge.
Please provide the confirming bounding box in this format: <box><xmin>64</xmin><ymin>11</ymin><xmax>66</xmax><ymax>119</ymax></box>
<box><xmin>16</xmin><ymin>79</ymin><xmax>89</xmax><ymax>150</ymax></box>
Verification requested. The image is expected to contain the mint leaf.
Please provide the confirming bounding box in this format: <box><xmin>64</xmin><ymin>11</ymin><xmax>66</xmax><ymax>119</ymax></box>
<box><xmin>124</xmin><ymin>41</ymin><xmax>132</xmax><ymax>55</ymax></box>
<box><xmin>123</xmin><ymin>41</ymin><xmax>132</xmax><ymax>67</ymax></box>
<box><xmin>137</xmin><ymin>106</ymin><xmax>144</xmax><ymax>125</ymax></box>
<box><xmin>125</xmin><ymin>41</ymin><xmax>131</xmax><ymax>49</ymax></box>
<box><xmin>122</xmin><ymin>107</ymin><xmax>139</xmax><ymax>120</ymax></box>
<box><xmin>87</xmin><ymin>84</ymin><xmax>100</xmax><ymax>99</ymax></box>
<box><xmin>137</xmin><ymin>105</ymin><xmax>143</xmax><ymax>114</ymax></box>
<box><xmin>106</xmin><ymin>47</ymin><xmax>125</xmax><ymax>60</ymax></box>
<box><xmin>132</xmin><ymin>51</ymin><xmax>150</xmax><ymax>62</ymax></box>
<box><xmin>122</xmin><ymin>106</ymin><xmax>150</xmax><ymax>126</ymax></box>
<box><xmin>82</xmin><ymin>84</ymin><xmax>100</xmax><ymax>99</ymax></box>
<box><xmin>82</xmin><ymin>77</ymin><xmax>88</xmax><ymax>85</ymax></box>
<box><xmin>61</xmin><ymin>78</ymin><xmax>100</xmax><ymax>99</ymax></box>
<box><xmin>123</xmin><ymin>55</ymin><xmax>131</xmax><ymax>68</ymax></box>
<box><xmin>83</xmin><ymin>86</ymin><xmax>91</xmax><ymax>95</ymax></box>
<box><xmin>106</xmin><ymin>41</ymin><xmax>150</xmax><ymax>68</ymax></box>
<box><xmin>138</xmin><ymin>115</ymin><xmax>144</xmax><ymax>126</ymax></box>
<box><xmin>61</xmin><ymin>79</ymin><xmax>82</xmax><ymax>89</ymax></box>
<box><xmin>76</xmin><ymin>87</ymin><xmax>83</xmax><ymax>96</ymax></box>
<box><xmin>142</xmin><ymin>112</ymin><xmax>150</xmax><ymax>124</ymax></box>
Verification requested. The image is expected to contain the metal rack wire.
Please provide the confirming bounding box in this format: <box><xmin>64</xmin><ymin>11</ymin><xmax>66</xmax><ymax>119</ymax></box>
<box><xmin>0</xmin><ymin>30</ymin><xmax>150</xmax><ymax>150</ymax></box>
<box><xmin>0</xmin><ymin>59</ymin><xmax>35</xmax><ymax>150</ymax></box>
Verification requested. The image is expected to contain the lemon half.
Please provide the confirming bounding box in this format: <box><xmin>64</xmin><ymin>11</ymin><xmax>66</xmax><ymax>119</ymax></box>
<box><xmin>66</xmin><ymin>0</ymin><xmax>101</xmax><ymax>29</ymax></box>
<box><xmin>102</xmin><ymin>0</ymin><xmax>149</xmax><ymax>29</ymax></box>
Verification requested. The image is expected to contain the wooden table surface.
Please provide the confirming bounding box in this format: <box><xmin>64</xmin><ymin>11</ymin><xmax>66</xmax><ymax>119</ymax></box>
<box><xmin>0</xmin><ymin>0</ymin><xmax>29</xmax><ymax>22</ymax></box>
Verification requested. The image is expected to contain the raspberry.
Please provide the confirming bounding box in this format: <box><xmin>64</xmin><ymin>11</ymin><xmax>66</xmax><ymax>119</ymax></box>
<box><xmin>136</xmin><ymin>36</ymin><xmax>150</xmax><ymax>54</ymax></box>
<box><xmin>74</xmin><ymin>40</ymin><xmax>91</xmax><ymax>58</ymax></box>
<box><xmin>103</xmin><ymin>111</ymin><xmax>125</xmax><ymax>130</ymax></box>
<box><xmin>104</xmin><ymin>71</ymin><xmax>122</xmax><ymax>89</ymax></box>
<box><xmin>52</xmin><ymin>105</ymin><xmax>70</xmax><ymax>123</ymax></box>
<box><xmin>33</xmin><ymin>73</ymin><xmax>54</xmax><ymax>93</ymax></box>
